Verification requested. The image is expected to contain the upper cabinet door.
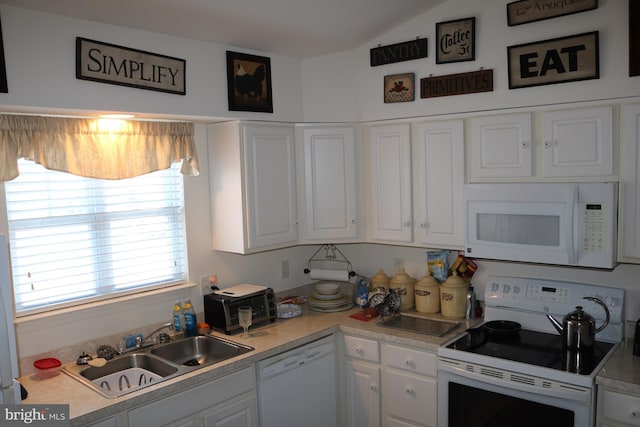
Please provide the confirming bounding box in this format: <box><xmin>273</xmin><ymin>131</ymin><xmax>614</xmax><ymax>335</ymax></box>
<box><xmin>299</xmin><ymin>126</ymin><xmax>359</xmax><ymax>242</ymax></box>
<box><xmin>542</xmin><ymin>106</ymin><xmax>613</xmax><ymax>177</ymax></box>
<box><xmin>620</xmin><ymin>103</ymin><xmax>640</xmax><ymax>262</ymax></box>
<box><xmin>414</xmin><ymin>120</ymin><xmax>465</xmax><ymax>248</ymax></box>
<box><xmin>243</xmin><ymin>124</ymin><xmax>298</xmax><ymax>249</ymax></box>
<box><xmin>471</xmin><ymin>113</ymin><xmax>532</xmax><ymax>179</ymax></box>
<box><xmin>208</xmin><ymin>122</ymin><xmax>297</xmax><ymax>254</ymax></box>
<box><xmin>367</xmin><ymin>124</ymin><xmax>412</xmax><ymax>243</ymax></box>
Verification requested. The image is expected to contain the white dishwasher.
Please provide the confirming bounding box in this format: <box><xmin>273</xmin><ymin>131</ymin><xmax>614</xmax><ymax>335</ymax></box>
<box><xmin>256</xmin><ymin>335</ymin><xmax>336</xmax><ymax>427</ymax></box>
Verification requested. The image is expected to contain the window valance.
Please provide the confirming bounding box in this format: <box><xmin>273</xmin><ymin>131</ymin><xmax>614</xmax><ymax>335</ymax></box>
<box><xmin>0</xmin><ymin>114</ymin><xmax>199</xmax><ymax>181</ymax></box>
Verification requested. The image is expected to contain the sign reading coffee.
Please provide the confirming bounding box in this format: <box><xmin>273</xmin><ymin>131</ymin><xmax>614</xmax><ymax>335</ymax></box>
<box><xmin>76</xmin><ymin>37</ymin><xmax>186</xmax><ymax>95</ymax></box>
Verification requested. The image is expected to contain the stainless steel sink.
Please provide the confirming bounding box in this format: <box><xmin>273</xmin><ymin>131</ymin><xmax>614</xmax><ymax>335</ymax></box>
<box><xmin>63</xmin><ymin>335</ymin><xmax>253</xmax><ymax>398</ymax></box>
<box><xmin>151</xmin><ymin>335</ymin><xmax>253</xmax><ymax>367</ymax></box>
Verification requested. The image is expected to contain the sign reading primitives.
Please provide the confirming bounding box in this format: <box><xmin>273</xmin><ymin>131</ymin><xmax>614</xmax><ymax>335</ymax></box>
<box><xmin>76</xmin><ymin>37</ymin><xmax>186</xmax><ymax>95</ymax></box>
<box><xmin>420</xmin><ymin>69</ymin><xmax>493</xmax><ymax>98</ymax></box>
<box><xmin>507</xmin><ymin>31</ymin><xmax>599</xmax><ymax>89</ymax></box>
<box><xmin>370</xmin><ymin>38</ymin><xmax>428</xmax><ymax>67</ymax></box>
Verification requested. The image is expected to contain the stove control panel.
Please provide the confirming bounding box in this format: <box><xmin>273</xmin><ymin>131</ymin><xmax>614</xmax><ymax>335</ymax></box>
<box><xmin>484</xmin><ymin>276</ymin><xmax>624</xmax><ymax>324</ymax></box>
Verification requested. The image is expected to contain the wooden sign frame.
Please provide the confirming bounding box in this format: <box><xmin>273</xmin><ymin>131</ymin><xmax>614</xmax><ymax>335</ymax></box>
<box><xmin>435</xmin><ymin>17</ymin><xmax>475</xmax><ymax>64</ymax></box>
<box><xmin>507</xmin><ymin>0</ymin><xmax>598</xmax><ymax>26</ymax></box>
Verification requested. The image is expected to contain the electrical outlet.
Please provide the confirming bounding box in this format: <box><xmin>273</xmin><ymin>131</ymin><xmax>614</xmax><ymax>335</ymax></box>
<box><xmin>281</xmin><ymin>260</ymin><xmax>289</xmax><ymax>278</ymax></box>
<box><xmin>200</xmin><ymin>274</ymin><xmax>216</xmax><ymax>295</ymax></box>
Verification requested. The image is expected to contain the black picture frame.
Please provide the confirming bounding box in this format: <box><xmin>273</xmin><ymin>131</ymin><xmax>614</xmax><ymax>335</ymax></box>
<box><xmin>436</xmin><ymin>17</ymin><xmax>475</xmax><ymax>64</ymax></box>
<box><xmin>507</xmin><ymin>0</ymin><xmax>598</xmax><ymax>26</ymax></box>
<box><xmin>631</xmin><ymin>0</ymin><xmax>640</xmax><ymax>77</ymax></box>
<box><xmin>226</xmin><ymin>51</ymin><xmax>273</xmax><ymax>113</ymax></box>
<box><xmin>507</xmin><ymin>31</ymin><xmax>599</xmax><ymax>89</ymax></box>
<box><xmin>0</xmin><ymin>14</ymin><xmax>8</xmax><ymax>93</ymax></box>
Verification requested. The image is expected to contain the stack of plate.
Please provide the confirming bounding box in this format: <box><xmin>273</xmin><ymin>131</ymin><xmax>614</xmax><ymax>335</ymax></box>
<box><xmin>309</xmin><ymin>282</ymin><xmax>353</xmax><ymax>313</ymax></box>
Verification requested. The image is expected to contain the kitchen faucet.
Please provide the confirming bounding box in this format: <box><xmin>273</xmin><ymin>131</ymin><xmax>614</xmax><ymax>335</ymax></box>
<box><xmin>120</xmin><ymin>322</ymin><xmax>174</xmax><ymax>354</ymax></box>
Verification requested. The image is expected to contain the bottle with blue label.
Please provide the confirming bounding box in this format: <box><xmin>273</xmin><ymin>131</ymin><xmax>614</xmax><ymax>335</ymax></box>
<box><xmin>183</xmin><ymin>298</ymin><xmax>197</xmax><ymax>337</ymax></box>
<box><xmin>172</xmin><ymin>300</ymin><xmax>182</xmax><ymax>333</ymax></box>
<box><xmin>354</xmin><ymin>276</ymin><xmax>370</xmax><ymax>308</ymax></box>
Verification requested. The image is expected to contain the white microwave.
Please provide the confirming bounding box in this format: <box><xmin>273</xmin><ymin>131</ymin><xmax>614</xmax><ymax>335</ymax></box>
<box><xmin>464</xmin><ymin>182</ymin><xmax>618</xmax><ymax>269</ymax></box>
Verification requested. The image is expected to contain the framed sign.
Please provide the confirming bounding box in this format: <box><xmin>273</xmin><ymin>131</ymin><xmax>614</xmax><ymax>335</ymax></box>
<box><xmin>436</xmin><ymin>17</ymin><xmax>475</xmax><ymax>64</ymax></box>
<box><xmin>507</xmin><ymin>31</ymin><xmax>599</xmax><ymax>89</ymax></box>
<box><xmin>76</xmin><ymin>37</ymin><xmax>186</xmax><ymax>95</ymax></box>
<box><xmin>370</xmin><ymin>38</ymin><xmax>428</xmax><ymax>67</ymax></box>
<box><xmin>226</xmin><ymin>51</ymin><xmax>273</xmax><ymax>113</ymax></box>
<box><xmin>384</xmin><ymin>73</ymin><xmax>415</xmax><ymax>103</ymax></box>
<box><xmin>507</xmin><ymin>0</ymin><xmax>598</xmax><ymax>26</ymax></box>
<box><xmin>631</xmin><ymin>0</ymin><xmax>640</xmax><ymax>77</ymax></box>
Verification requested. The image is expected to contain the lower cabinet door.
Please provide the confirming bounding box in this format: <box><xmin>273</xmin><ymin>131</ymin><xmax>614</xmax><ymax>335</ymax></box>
<box><xmin>203</xmin><ymin>393</ymin><xmax>258</xmax><ymax>427</ymax></box>
<box><xmin>383</xmin><ymin>368</ymin><xmax>437</xmax><ymax>426</ymax></box>
<box><xmin>345</xmin><ymin>359</ymin><xmax>381</xmax><ymax>427</ymax></box>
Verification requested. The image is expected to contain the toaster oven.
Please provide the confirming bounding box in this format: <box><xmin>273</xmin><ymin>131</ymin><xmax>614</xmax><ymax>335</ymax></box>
<box><xmin>204</xmin><ymin>284</ymin><xmax>276</xmax><ymax>335</ymax></box>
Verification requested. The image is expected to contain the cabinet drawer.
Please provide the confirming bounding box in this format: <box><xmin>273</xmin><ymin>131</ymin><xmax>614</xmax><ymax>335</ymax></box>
<box><xmin>382</xmin><ymin>343</ymin><xmax>436</xmax><ymax>376</ymax></box>
<box><xmin>601</xmin><ymin>388</ymin><xmax>640</xmax><ymax>426</ymax></box>
<box><xmin>343</xmin><ymin>335</ymin><xmax>379</xmax><ymax>362</ymax></box>
<box><xmin>384</xmin><ymin>368</ymin><xmax>437</xmax><ymax>426</ymax></box>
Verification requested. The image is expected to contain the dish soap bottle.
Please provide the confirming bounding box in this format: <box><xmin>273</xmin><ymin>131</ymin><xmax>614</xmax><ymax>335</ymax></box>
<box><xmin>183</xmin><ymin>298</ymin><xmax>197</xmax><ymax>337</ymax></box>
<box><xmin>172</xmin><ymin>300</ymin><xmax>182</xmax><ymax>333</ymax></box>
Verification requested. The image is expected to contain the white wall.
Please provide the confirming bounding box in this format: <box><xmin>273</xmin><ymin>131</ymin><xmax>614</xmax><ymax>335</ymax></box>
<box><xmin>301</xmin><ymin>0</ymin><xmax>637</xmax><ymax>122</ymax></box>
<box><xmin>0</xmin><ymin>5</ymin><xmax>303</xmax><ymax>122</ymax></box>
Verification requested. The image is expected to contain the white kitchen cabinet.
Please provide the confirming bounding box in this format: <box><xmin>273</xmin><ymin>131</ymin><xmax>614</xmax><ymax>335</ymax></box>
<box><xmin>128</xmin><ymin>366</ymin><xmax>257</xmax><ymax>427</ymax></box>
<box><xmin>413</xmin><ymin>120</ymin><xmax>465</xmax><ymax>248</ymax></box>
<box><xmin>470</xmin><ymin>113</ymin><xmax>532</xmax><ymax>178</ymax></box>
<box><xmin>596</xmin><ymin>386</ymin><xmax>640</xmax><ymax>427</ymax></box>
<box><xmin>342</xmin><ymin>334</ymin><xmax>381</xmax><ymax>427</ymax></box>
<box><xmin>296</xmin><ymin>125</ymin><xmax>362</xmax><ymax>243</ymax></box>
<box><xmin>542</xmin><ymin>106</ymin><xmax>613</xmax><ymax>177</ymax></box>
<box><xmin>381</xmin><ymin>343</ymin><xmax>437</xmax><ymax>427</ymax></box>
<box><xmin>619</xmin><ymin>103</ymin><xmax>640</xmax><ymax>262</ymax></box>
<box><xmin>208</xmin><ymin>121</ymin><xmax>297</xmax><ymax>254</ymax></box>
<box><xmin>366</xmin><ymin>123</ymin><xmax>413</xmax><ymax>243</ymax></box>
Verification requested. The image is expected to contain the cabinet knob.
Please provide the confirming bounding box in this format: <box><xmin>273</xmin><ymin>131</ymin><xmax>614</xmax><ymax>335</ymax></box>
<box><xmin>544</xmin><ymin>140</ymin><xmax>553</xmax><ymax>148</ymax></box>
<box><xmin>419</xmin><ymin>222</ymin><xmax>427</xmax><ymax>229</ymax></box>
<box><xmin>351</xmin><ymin>218</ymin><xmax>356</xmax><ymax>224</ymax></box>
<box><xmin>402</xmin><ymin>220</ymin><xmax>411</xmax><ymax>227</ymax></box>
<box><xmin>405</xmin><ymin>359</ymin><xmax>415</xmax><ymax>368</ymax></box>
<box><xmin>630</xmin><ymin>408</ymin><xmax>640</xmax><ymax>419</ymax></box>
<box><xmin>355</xmin><ymin>347</ymin><xmax>363</xmax><ymax>354</ymax></box>
<box><xmin>370</xmin><ymin>383</ymin><xmax>378</xmax><ymax>391</ymax></box>
<box><xmin>521</xmin><ymin>141</ymin><xmax>530</xmax><ymax>149</ymax></box>
<box><xmin>405</xmin><ymin>387</ymin><xmax>415</xmax><ymax>395</ymax></box>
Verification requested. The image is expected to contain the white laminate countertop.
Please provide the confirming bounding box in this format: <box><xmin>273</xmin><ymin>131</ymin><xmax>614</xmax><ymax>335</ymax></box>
<box><xmin>19</xmin><ymin>306</ymin><xmax>480</xmax><ymax>426</ymax></box>
<box><xmin>596</xmin><ymin>339</ymin><xmax>640</xmax><ymax>394</ymax></box>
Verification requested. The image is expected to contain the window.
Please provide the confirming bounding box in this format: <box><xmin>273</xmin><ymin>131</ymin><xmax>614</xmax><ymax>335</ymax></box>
<box><xmin>4</xmin><ymin>159</ymin><xmax>188</xmax><ymax>315</ymax></box>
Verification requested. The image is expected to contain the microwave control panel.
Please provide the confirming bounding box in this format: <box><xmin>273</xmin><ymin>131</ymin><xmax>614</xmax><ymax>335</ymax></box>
<box><xmin>580</xmin><ymin>202</ymin><xmax>608</xmax><ymax>252</ymax></box>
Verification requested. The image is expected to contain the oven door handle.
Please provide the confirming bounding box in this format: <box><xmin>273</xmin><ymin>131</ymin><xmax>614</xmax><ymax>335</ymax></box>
<box><xmin>438</xmin><ymin>361</ymin><xmax>591</xmax><ymax>404</ymax></box>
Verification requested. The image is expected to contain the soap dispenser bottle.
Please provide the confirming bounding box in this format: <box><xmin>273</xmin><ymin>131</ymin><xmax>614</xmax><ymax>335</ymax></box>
<box><xmin>172</xmin><ymin>300</ymin><xmax>183</xmax><ymax>333</ymax></box>
<box><xmin>183</xmin><ymin>299</ymin><xmax>197</xmax><ymax>337</ymax></box>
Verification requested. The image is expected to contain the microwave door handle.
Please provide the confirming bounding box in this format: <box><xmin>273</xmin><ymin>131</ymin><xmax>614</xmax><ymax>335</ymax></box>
<box><xmin>565</xmin><ymin>185</ymin><xmax>577</xmax><ymax>265</ymax></box>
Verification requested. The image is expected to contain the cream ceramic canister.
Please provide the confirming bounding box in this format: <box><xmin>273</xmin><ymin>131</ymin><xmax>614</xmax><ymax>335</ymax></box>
<box><xmin>370</xmin><ymin>268</ymin><xmax>391</xmax><ymax>290</ymax></box>
<box><xmin>414</xmin><ymin>268</ymin><xmax>440</xmax><ymax>313</ymax></box>
<box><xmin>389</xmin><ymin>268</ymin><xmax>415</xmax><ymax>311</ymax></box>
<box><xmin>439</xmin><ymin>271</ymin><xmax>468</xmax><ymax>318</ymax></box>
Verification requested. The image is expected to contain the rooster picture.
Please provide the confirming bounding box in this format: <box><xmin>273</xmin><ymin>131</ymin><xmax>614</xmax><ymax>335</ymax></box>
<box><xmin>234</xmin><ymin>64</ymin><xmax>266</xmax><ymax>100</ymax></box>
<box><xmin>227</xmin><ymin>51</ymin><xmax>273</xmax><ymax>113</ymax></box>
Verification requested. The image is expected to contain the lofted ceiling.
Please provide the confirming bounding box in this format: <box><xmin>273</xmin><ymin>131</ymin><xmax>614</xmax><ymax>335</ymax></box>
<box><xmin>0</xmin><ymin>0</ymin><xmax>445</xmax><ymax>58</ymax></box>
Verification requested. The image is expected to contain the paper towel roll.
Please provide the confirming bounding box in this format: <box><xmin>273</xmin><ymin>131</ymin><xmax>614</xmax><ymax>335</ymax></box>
<box><xmin>309</xmin><ymin>268</ymin><xmax>350</xmax><ymax>282</ymax></box>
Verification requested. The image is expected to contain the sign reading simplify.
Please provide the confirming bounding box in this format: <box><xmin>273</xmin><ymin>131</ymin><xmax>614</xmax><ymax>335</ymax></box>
<box><xmin>76</xmin><ymin>37</ymin><xmax>186</xmax><ymax>95</ymax></box>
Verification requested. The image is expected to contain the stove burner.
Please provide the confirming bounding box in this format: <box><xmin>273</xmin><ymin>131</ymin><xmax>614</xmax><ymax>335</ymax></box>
<box><xmin>447</xmin><ymin>328</ymin><xmax>613</xmax><ymax>375</ymax></box>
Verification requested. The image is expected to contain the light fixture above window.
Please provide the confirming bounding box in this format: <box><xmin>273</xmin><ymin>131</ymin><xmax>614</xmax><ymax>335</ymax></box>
<box><xmin>99</xmin><ymin>113</ymin><xmax>135</xmax><ymax>119</ymax></box>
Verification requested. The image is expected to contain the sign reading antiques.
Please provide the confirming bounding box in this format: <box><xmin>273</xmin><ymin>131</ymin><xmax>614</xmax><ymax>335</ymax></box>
<box><xmin>76</xmin><ymin>37</ymin><xmax>186</xmax><ymax>95</ymax></box>
<box><xmin>507</xmin><ymin>0</ymin><xmax>598</xmax><ymax>26</ymax></box>
<box><xmin>420</xmin><ymin>69</ymin><xmax>493</xmax><ymax>98</ymax></box>
<box><xmin>507</xmin><ymin>31</ymin><xmax>599</xmax><ymax>89</ymax></box>
<box><xmin>370</xmin><ymin>38</ymin><xmax>428</xmax><ymax>67</ymax></box>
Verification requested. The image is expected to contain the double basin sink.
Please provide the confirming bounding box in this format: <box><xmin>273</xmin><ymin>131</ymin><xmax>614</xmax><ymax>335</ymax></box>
<box><xmin>63</xmin><ymin>335</ymin><xmax>253</xmax><ymax>398</ymax></box>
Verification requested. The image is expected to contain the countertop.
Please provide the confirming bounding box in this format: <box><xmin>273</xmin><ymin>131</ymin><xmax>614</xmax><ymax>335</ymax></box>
<box><xmin>596</xmin><ymin>339</ymin><xmax>640</xmax><ymax>394</ymax></box>
<box><xmin>19</xmin><ymin>305</ymin><xmax>480</xmax><ymax>426</ymax></box>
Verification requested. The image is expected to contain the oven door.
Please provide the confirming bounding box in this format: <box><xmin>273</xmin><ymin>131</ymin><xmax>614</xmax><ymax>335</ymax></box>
<box><xmin>437</xmin><ymin>361</ymin><xmax>593</xmax><ymax>427</ymax></box>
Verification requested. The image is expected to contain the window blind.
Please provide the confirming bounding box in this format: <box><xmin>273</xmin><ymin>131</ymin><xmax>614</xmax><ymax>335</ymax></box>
<box><xmin>4</xmin><ymin>159</ymin><xmax>188</xmax><ymax>315</ymax></box>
